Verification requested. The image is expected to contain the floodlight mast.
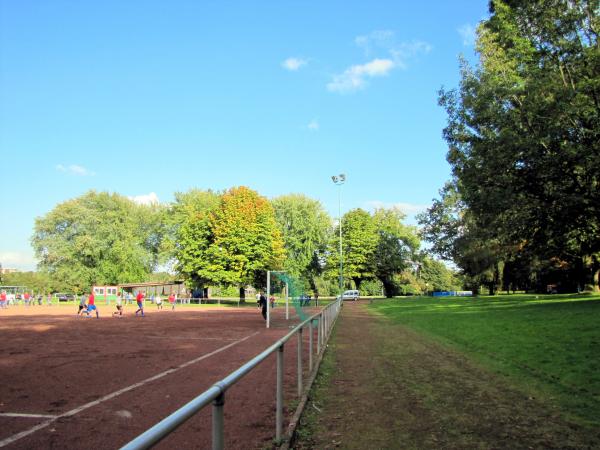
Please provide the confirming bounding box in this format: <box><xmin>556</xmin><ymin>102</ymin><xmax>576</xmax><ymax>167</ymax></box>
<box><xmin>331</xmin><ymin>174</ymin><xmax>346</xmax><ymax>297</ymax></box>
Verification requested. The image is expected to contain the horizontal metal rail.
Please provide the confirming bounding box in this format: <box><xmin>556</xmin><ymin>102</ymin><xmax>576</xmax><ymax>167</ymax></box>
<box><xmin>121</xmin><ymin>298</ymin><xmax>342</xmax><ymax>450</ymax></box>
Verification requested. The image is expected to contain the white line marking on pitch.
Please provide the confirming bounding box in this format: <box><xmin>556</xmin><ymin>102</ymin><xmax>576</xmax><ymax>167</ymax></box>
<box><xmin>0</xmin><ymin>331</ymin><xmax>259</xmax><ymax>448</ymax></box>
<box><xmin>143</xmin><ymin>336</ymin><xmax>240</xmax><ymax>341</ymax></box>
<box><xmin>0</xmin><ymin>413</ymin><xmax>58</xmax><ymax>419</ymax></box>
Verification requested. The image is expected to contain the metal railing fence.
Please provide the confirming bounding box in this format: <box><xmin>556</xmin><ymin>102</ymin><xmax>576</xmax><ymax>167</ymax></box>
<box><xmin>121</xmin><ymin>298</ymin><xmax>342</xmax><ymax>450</ymax></box>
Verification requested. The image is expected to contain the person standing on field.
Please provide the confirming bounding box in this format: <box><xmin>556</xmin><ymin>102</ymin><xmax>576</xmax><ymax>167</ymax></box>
<box><xmin>168</xmin><ymin>293</ymin><xmax>176</xmax><ymax>310</ymax></box>
<box><xmin>113</xmin><ymin>292</ymin><xmax>124</xmax><ymax>317</ymax></box>
<box><xmin>86</xmin><ymin>290</ymin><xmax>99</xmax><ymax>318</ymax></box>
<box><xmin>258</xmin><ymin>293</ymin><xmax>267</xmax><ymax>320</ymax></box>
<box><xmin>77</xmin><ymin>294</ymin><xmax>87</xmax><ymax>315</ymax></box>
<box><xmin>135</xmin><ymin>291</ymin><xmax>145</xmax><ymax>317</ymax></box>
<box><xmin>155</xmin><ymin>294</ymin><xmax>163</xmax><ymax>310</ymax></box>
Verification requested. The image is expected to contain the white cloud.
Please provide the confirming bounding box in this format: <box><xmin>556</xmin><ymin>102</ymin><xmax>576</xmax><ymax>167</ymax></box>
<box><xmin>327</xmin><ymin>58</ymin><xmax>395</xmax><ymax>93</ymax></box>
<box><xmin>282</xmin><ymin>57</ymin><xmax>307</xmax><ymax>71</ymax></box>
<box><xmin>389</xmin><ymin>41</ymin><xmax>432</xmax><ymax>68</ymax></box>
<box><xmin>55</xmin><ymin>164</ymin><xmax>95</xmax><ymax>176</ymax></box>
<box><xmin>128</xmin><ymin>192</ymin><xmax>160</xmax><ymax>206</ymax></box>
<box><xmin>365</xmin><ymin>200</ymin><xmax>429</xmax><ymax>216</ymax></box>
<box><xmin>355</xmin><ymin>30</ymin><xmax>395</xmax><ymax>56</ymax></box>
<box><xmin>328</xmin><ymin>33</ymin><xmax>431</xmax><ymax>94</ymax></box>
<box><xmin>458</xmin><ymin>24</ymin><xmax>476</xmax><ymax>46</ymax></box>
<box><xmin>307</xmin><ymin>119</ymin><xmax>319</xmax><ymax>131</ymax></box>
<box><xmin>0</xmin><ymin>251</ymin><xmax>38</xmax><ymax>271</ymax></box>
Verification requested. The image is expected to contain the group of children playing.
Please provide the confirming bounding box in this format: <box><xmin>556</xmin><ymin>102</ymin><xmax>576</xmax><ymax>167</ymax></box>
<box><xmin>77</xmin><ymin>290</ymin><xmax>177</xmax><ymax>318</ymax></box>
<box><xmin>0</xmin><ymin>291</ymin><xmax>53</xmax><ymax>308</ymax></box>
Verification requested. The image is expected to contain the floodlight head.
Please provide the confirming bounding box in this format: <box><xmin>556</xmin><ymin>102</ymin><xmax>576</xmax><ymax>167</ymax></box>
<box><xmin>331</xmin><ymin>175</ymin><xmax>338</xmax><ymax>183</ymax></box>
<box><xmin>339</xmin><ymin>174</ymin><xmax>346</xmax><ymax>182</ymax></box>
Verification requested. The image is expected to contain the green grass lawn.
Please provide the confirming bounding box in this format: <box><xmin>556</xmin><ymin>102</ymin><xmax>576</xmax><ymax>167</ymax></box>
<box><xmin>370</xmin><ymin>293</ymin><xmax>600</xmax><ymax>427</ymax></box>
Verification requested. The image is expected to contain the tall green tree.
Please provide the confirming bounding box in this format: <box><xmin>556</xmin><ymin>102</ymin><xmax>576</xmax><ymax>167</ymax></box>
<box><xmin>372</xmin><ymin>208</ymin><xmax>420</xmax><ymax>297</ymax></box>
<box><xmin>31</xmin><ymin>191</ymin><xmax>162</xmax><ymax>293</ymax></box>
<box><xmin>271</xmin><ymin>194</ymin><xmax>332</xmax><ymax>295</ymax></box>
<box><xmin>419</xmin><ymin>257</ymin><xmax>462</xmax><ymax>292</ymax></box>
<box><xmin>167</xmin><ymin>189</ymin><xmax>221</xmax><ymax>292</ymax></box>
<box><xmin>439</xmin><ymin>0</ymin><xmax>600</xmax><ymax>291</ymax></box>
<box><xmin>328</xmin><ymin>208</ymin><xmax>378</xmax><ymax>291</ymax></box>
<box><xmin>417</xmin><ymin>182</ymin><xmax>463</xmax><ymax>262</ymax></box>
<box><xmin>190</xmin><ymin>186</ymin><xmax>285</xmax><ymax>299</ymax></box>
<box><xmin>1</xmin><ymin>271</ymin><xmax>52</xmax><ymax>294</ymax></box>
<box><xmin>418</xmin><ymin>183</ymin><xmax>505</xmax><ymax>294</ymax></box>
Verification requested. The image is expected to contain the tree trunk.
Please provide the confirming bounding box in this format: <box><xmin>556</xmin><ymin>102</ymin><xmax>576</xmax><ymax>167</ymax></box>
<box><xmin>492</xmin><ymin>262</ymin><xmax>501</xmax><ymax>295</ymax></box>
<box><xmin>309</xmin><ymin>277</ymin><xmax>319</xmax><ymax>298</ymax></box>
<box><xmin>382</xmin><ymin>279</ymin><xmax>395</xmax><ymax>298</ymax></box>
<box><xmin>239</xmin><ymin>286</ymin><xmax>246</xmax><ymax>303</ymax></box>
<box><xmin>353</xmin><ymin>278</ymin><xmax>362</xmax><ymax>291</ymax></box>
<box><xmin>582</xmin><ymin>255</ymin><xmax>599</xmax><ymax>292</ymax></box>
<box><xmin>591</xmin><ymin>256</ymin><xmax>600</xmax><ymax>292</ymax></box>
<box><xmin>576</xmin><ymin>256</ymin><xmax>586</xmax><ymax>292</ymax></box>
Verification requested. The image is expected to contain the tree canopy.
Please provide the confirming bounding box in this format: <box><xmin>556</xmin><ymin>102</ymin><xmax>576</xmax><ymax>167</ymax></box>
<box><xmin>326</xmin><ymin>207</ymin><xmax>421</xmax><ymax>296</ymax></box>
<box><xmin>27</xmin><ymin>187</ymin><xmax>447</xmax><ymax>297</ymax></box>
<box><xmin>327</xmin><ymin>208</ymin><xmax>378</xmax><ymax>291</ymax></box>
<box><xmin>426</xmin><ymin>0</ymin><xmax>600</xmax><ymax>292</ymax></box>
<box><xmin>175</xmin><ymin>186</ymin><xmax>285</xmax><ymax>296</ymax></box>
<box><xmin>167</xmin><ymin>189</ymin><xmax>221</xmax><ymax>288</ymax></box>
<box><xmin>31</xmin><ymin>191</ymin><xmax>162</xmax><ymax>293</ymax></box>
<box><xmin>372</xmin><ymin>208</ymin><xmax>420</xmax><ymax>297</ymax></box>
<box><xmin>271</xmin><ymin>194</ymin><xmax>331</xmax><ymax>294</ymax></box>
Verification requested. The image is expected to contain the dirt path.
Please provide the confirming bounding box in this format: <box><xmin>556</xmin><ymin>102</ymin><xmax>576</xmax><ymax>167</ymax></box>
<box><xmin>294</xmin><ymin>302</ymin><xmax>599</xmax><ymax>449</ymax></box>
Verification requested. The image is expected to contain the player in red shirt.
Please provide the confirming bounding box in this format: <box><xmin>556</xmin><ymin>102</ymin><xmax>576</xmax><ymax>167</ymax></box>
<box><xmin>135</xmin><ymin>291</ymin><xmax>145</xmax><ymax>317</ymax></box>
<box><xmin>83</xmin><ymin>291</ymin><xmax>99</xmax><ymax>318</ymax></box>
<box><xmin>168</xmin><ymin>293</ymin><xmax>176</xmax><ymax>311</ymax></box>
<box><xmin>0</xmin><ymin>291</ymin><xmax>7</xmax><ymax>309</ymax></box>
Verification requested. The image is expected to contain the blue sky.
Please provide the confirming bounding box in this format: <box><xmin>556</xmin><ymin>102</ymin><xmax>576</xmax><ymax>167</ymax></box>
<box><xmin>0</xmin><ymin>1</ymin><xmax>488</xmax><ymax>271</ymax></box>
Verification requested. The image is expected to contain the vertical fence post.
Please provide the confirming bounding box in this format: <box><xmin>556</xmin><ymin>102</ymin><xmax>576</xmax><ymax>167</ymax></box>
<box><xmin>297</xmin><ymin>327</ymin><xmax>303</xmax><ymax>397</ymax></box>
<box><xmin>276</xmin><ymin>344</ymin><xmax>284</xmax><ymax>442</ymax></box>
<box><xmin>285</xmin><ymin>282</ymin><xmax>289</xmax><ymax>321</ymax></box>
<box><xmin>317</xmin><ymin>315</ymin><xmax>322</xmax><ymax>353</ymax></box>
<box><xmin>212</xmin><ymin>392</ymin><xmax>225</xmax><ymax>450</ymax></box>
<box><xmin>308</xmin><ymin>320</ymin><xmax>313</xmax><ymax>372</ymax></box>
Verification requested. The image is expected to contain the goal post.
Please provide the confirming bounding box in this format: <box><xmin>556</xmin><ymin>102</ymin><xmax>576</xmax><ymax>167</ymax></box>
<box><xmin>266</xmin><ymin>270</ymin><xmax>314</xmax><ymax>329</ymax></box>
<box><xmin>267</xmin><ymin>271</ymin><xmax>289</xmax><ymax>328</ymax></box>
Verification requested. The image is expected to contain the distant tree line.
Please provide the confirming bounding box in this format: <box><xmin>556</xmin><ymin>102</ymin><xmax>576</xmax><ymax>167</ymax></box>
<box><xmin>418</xmin><ymin>0</ymin><xmax>599</xmax><ymax>293</ymax></box>
<box><xmin>24</xmin><ymin>188</ymin><xmax>459</xmax><ymax>297</ymax></box>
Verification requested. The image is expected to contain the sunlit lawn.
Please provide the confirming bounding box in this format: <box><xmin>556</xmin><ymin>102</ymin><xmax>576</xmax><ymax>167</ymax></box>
<box><xmin>370</xmin><ymin>293</ymin><xmax>600</xmax><ymax>426</ymax></box>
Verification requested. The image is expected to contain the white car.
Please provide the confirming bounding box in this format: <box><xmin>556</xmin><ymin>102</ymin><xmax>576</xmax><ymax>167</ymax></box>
<box><xmin>339</xmin><ymin>290</ymin><xmax>359</xmax><ymax>301</ymax></box>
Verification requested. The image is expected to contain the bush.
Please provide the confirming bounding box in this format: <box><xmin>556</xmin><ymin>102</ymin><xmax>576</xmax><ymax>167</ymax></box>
<box><xmin>397</xmin><ymin>284</ymin><xmax>421</xmax><ymax>296</ymax></box>
<box><xmin>360</xmin><ymin>279</ymin><xmax>383</xmax><ymax>296</ymax></box>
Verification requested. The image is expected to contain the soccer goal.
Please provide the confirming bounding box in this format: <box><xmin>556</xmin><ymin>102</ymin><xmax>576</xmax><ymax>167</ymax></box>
<box><xmin>265</xmin><ymin>271</ymin><xmax>314</xmax><ymax>328</ymax></box>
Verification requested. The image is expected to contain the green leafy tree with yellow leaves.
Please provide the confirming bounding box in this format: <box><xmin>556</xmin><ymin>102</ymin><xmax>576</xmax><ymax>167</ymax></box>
<box><xmin>176</xmin><ymin>186</ymin><xmax>284</xmax><ymax>300</ymax></box>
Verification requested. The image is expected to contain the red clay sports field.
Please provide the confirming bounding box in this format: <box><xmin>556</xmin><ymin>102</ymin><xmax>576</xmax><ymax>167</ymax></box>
<box><xmin>0</xmin><ymin>303</ymin><xmax>319</xmax><ymax>449</ymax></box>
